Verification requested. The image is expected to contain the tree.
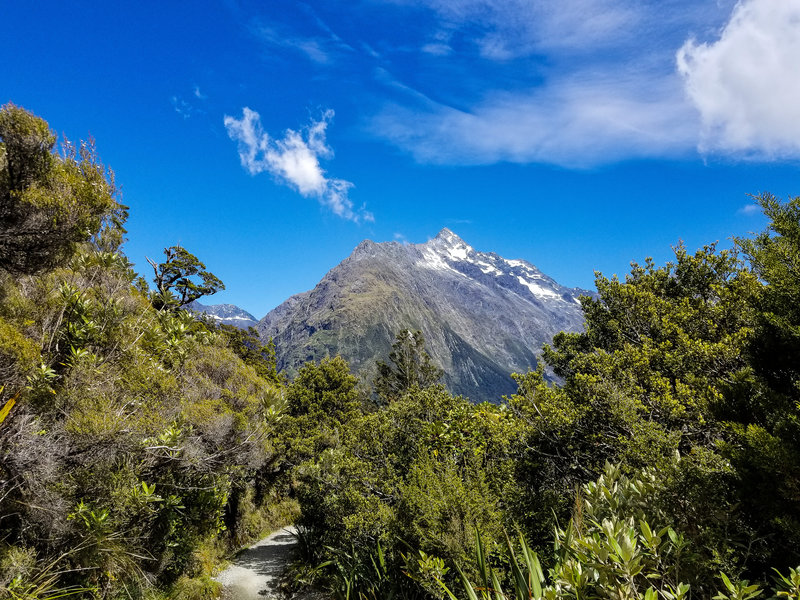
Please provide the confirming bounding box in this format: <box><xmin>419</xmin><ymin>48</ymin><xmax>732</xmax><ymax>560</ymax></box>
<box><xmin>507</xmin><ymin>243</ymin><xmax>762</xmax><ymax>577</ymax></box>
<box><xmin>374</xmin><ymin>329</ymin><xmax>443</xmax><ymax>403</ymax></box>
<box><xmin>0</xmin><ymin>103</ymin><xmax>121</xmax><ymax>274</ymax></box>
<box><xmin>276</xmin><ymin>355</ymin><xmax>362</xmax><ymax>469</ymax></box>
<box><xmin>727</xmin><ymin>193</ymin><xmax>800</xmax><ymax>575</ymax></box>
<box><xmin>147</xmin><ymin>245</ymin><xmax>224</xmax><ymax>310</ymax></box>
<box><xmin>286</xmin><ymin>355</ymin><xmax>361</xmax><ymax>422</ymax></box>
<box><xmin>541</xmin><ymin>243</ymin><xmax>758</xmax><ymax>439</ymax></box>
<box><xmin>736</xmin><ymin>193</ymin><xmax>800</xmax><ymax>396</ymax></box>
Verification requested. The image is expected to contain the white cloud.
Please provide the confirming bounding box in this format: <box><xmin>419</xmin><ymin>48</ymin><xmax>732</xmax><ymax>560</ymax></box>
<box><xmin>172</xmin><ymin>86</ymin><xmax>207</xmax><ymax>118</ymax></box>
<box><xmin>224</xmin><ymin>108</ymin><xmax>370</xmax><ymax>222</ymax></box>
<box><xmin>677</xmin><ymin>0</ymin><xmax>800</xmax><ymax>157</ymax></box>
<box><xmin>737</xmin><ymin>203</ymin><xmax>761</xmax><ymax>216</ymax></box>
<box><xmin>371</xmin><ymin>73</ymin><xmax>697</xmax><ymax>167</ymax></box>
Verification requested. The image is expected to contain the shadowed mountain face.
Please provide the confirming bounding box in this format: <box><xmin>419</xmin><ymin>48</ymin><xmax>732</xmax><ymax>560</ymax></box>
<box><xmin>258</xmin><ymin>229</ymin><xmax>589</xmax><ymax>403</ymax></box>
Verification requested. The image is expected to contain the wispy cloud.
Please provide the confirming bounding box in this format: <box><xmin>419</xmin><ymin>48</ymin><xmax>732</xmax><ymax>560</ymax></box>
<box><xmin>421</xmin><ymin>41</ymin><xmax>452</xmax><ymax>56</ymax></box>
<box><xmin>171</xmin><ymin>95</ymin><xmax>202</xmax><ymax>119</ymax></box>
<box><xmin>737</xmin><ymin>203</ymin><xmax>761</xmax><ymax>216</ymax></box>
<box><xmin>245</xmin><ymin>0</ymin><xmax>796</xmax><ymax>167</ymax></box>
<box><xmin>380</xmin><ymin>0</ymin><xmax>647</xmax><ymax>59</ymax></box>
<box><xmin>224</xmin><ymin>108</ymin><xmax>372</xmax><ymax>222</ymax></box>
<box><xmin>172</xmin><ymin>85</ymin><xmax>207</xmax><ymax>119</ymax></box>
<box><xmin>370</xmin><ymin>71</ymin><xmax>697</xmax><ymax>167</ymax></box>
<box><xmin>363</xmin><ymin>0</ymin><xmax>730</xmax><ymax>166</ymax></box>
<box><xmin>255</xmin><ymin>25</ymin><xmax>336</xmax><ymax>63</ymax></box>
<box><xmin>250</xmin><ymin>6</ymin><xmax>353</xmax><ymax>66</ymax></box>
<box><xmin>677</xmin><ymin>0</ymin><xmax>800</xmax><ymax>158</ymax></box>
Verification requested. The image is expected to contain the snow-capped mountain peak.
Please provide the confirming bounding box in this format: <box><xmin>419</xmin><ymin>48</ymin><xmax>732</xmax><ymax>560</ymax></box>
<box><xmin>433</xmin><ymin>227</ymin><xmax>462</xmax><ymax>243</ymax></box>
<box><xmin>430</xmin><ymin>228</ymin><xmax>473</xmax><ymax>261</ymax></box>
<box><xmin>417</xmin><ymin>230</ymin><xmax>575</xmax><ymax>304</ymax></box>
<box><xmin>188</xmin><ymin>301</ymin><xmax>259</xmax><ymax>329</ymax></box>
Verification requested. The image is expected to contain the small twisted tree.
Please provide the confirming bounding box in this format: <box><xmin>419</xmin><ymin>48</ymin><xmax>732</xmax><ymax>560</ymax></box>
<box><xmin>146</xmin><ymin>245</ymin><xmax>224</xmax><ymax>311</ymax></box>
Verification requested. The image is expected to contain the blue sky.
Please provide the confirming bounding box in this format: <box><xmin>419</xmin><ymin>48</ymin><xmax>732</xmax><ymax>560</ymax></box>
<box><xmin>2</xmin><ymin>0</ymin><xmax>799</xmax><ymax>317</ymax></box>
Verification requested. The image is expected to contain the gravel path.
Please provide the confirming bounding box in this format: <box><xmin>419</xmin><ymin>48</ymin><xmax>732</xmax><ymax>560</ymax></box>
<box><xmin>214</xmin><ymin>526</ymin><xmax>298</xmax><ymax>600</ymax></box>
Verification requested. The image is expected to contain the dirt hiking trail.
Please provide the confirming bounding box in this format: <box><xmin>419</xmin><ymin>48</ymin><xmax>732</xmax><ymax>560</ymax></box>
<box><xmin>214</xmin><ymin>526</ymin><xmax>298</xmax><ymax>600</ymax></box>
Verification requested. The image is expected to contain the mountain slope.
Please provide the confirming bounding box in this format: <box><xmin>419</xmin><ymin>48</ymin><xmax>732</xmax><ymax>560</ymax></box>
<box><xmin>258</xmin><ymin>229</ymin><xmax>589</xmax><ymax>402</ymax></box>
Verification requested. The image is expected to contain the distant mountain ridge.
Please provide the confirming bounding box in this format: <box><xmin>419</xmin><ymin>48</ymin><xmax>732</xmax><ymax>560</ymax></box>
<box><xmin>257</xmin><ymin>228</ymin><xmax>590</xmax><ymax>403</ymax></box>
<box><xmin>188</xmin><ymin>301</ymin><xmax>258</xmax><ymax>329</ymax></box>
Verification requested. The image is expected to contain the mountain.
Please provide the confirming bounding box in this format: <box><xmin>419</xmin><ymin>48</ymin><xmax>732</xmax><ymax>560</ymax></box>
<box><xmin>188</xmin><ymin>301</ymin><xmax>259</xmax><ymax>329</ymax></box>
<box><xmin>258</xmin><ymin>228</ymin><xmax>590</xmax><ymax>402</ymax></box>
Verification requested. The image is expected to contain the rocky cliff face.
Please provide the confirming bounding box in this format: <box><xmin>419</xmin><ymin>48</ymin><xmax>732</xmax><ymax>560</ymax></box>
<box><xmin>258</xmin><ymin>229</ymin><xmax>590</xmax><ymax>402</ymax></box>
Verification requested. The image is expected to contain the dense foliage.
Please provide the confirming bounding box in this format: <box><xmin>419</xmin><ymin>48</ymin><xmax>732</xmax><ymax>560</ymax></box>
<box><xmin>289</xmin><ymin>195</ymin><xmax>800</xmax><ymax>599</ymax></box>
<box><xmin>0</xmin><ymin>105</ymin><xmax>294</xmax><ymax>600</ymax></box>
<box><xmin>0</xmin><ymin>104</ymin><xmax>121</xmax><ymax>275</ymax></box>
<box><xmin>3</xmin><ymin>103</ymin><xmax>800</xmax><ymax>600</ymax></box>
<box><xmin>445</xmin><ymin>463</ymin><xmax>800</xmax><ymax>600</ymax></box>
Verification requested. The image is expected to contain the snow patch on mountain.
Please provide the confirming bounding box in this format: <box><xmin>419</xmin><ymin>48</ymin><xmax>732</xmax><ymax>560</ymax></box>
<box><xmin>206</xmin><ymin>314</ymin><xmax>255</xmax><ymax>322</ymax></box>
<box><xmin>421</xmin><ymin>246</ymin><xmax>467</xmax><ymax>276</ymax></box>
<box><xmin>517</xmin><ymin>276</ymin><xmax>560</xmax><ymax>299</ymax></box>
<box><xmin>446</xmin><ymin>244</ymin><xmax>470</xmax><ymax>261</ymax></box>
<box><xmin>477</xmin><ymin>261</ymin><xmax>502</xmax><ymax>275</ymax></box>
